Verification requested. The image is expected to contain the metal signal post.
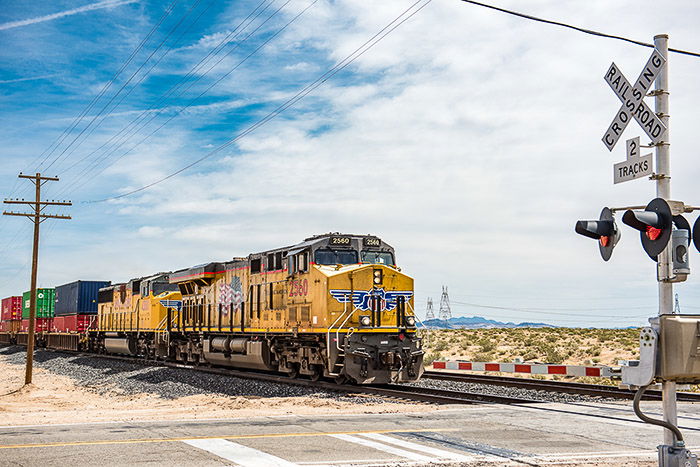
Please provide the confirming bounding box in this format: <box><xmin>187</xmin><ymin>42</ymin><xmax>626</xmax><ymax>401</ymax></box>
<box><xmin>577</xmin><ymin>34</ymin><xmax>700</xmax><ymax>465</ymax></box>
<box><xmin>3</xmin><ymin>173</ymin><xmax>71</xmax><ymax>385</ymax></box>
<box><xmin>652</xmin><ymin>34</ymin><xmax>678</xmax><ymax>448</ymax></box>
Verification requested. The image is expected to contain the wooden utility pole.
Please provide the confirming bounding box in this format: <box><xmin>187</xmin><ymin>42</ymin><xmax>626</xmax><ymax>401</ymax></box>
<box><xmin>3</xmin><ymin>173</ymin><xmax>71</xmax><ymax>385</ymax></box>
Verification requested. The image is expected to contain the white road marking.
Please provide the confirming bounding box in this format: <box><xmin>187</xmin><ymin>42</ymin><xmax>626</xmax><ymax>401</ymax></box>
<box><xmin>358</xmin><ymin>432</ymin><xmax>475</xmax><ymax>462</ymax></box>
<box><xmin>329</xmin><ymin>434</ymin><xmax>434</xmax><ymax>462</ymax></box>
<box><xmin>184</xmin><ymin>438</ymin><xmax>299</xmax><ymax>467</ymax></box>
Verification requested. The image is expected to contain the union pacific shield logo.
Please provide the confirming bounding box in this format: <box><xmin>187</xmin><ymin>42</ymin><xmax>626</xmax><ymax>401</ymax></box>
<box><xmin>329</xmin><ymin>288</ymin><xmax>413</xmax><ymax>311</ymax></box>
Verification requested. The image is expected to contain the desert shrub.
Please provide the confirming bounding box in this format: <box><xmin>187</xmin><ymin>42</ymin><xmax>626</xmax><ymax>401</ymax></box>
<box><xmin>433</xmin><ymin>340</ymin><xmax>448</xmax><ymax>352</ymax></box>
<box><xmin>477</xmin><ymin>339</ymin><xmax>496</xmax><ymax>353</ymax></box>
<box><xmin>423</xmin><ymin>351</ymin><xmax>440</xmax><ymax>365</ymax></box>
<box><xmin>473</xmin><ymin>351</ymin><xmax>495</xmax><ymax>362</ymax></box>
<box><xmin>544</xmin><ymin>345</ymin><xmax>565</xmax><ymax>364</ymax></box>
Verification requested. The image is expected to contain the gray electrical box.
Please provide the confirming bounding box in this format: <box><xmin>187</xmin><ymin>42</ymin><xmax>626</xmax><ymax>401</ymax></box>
<box><xmin>658</xmin><ymin>314</ymin><xmax>700</xmax><ymax>383</ymax></box>
<box><xmin>672</xmin><ymin>229</ymin><xmax>690</xmax><ymax>279</ymax></box>
<box><xmin>658</xmin><ymin>445</ymin><xmax>698</xmax><ymax>467</ymax></box>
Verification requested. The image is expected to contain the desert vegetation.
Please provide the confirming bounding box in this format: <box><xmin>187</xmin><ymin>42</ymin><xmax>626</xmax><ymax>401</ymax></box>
<box><xmin>419</xmin><ymin>327</ymin><xmax>640</xmax><ymax>368</ymax></box>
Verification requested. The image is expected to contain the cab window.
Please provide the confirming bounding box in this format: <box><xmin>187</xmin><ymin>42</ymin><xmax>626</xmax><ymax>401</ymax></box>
<box><xmin>298</xmin><ymin>251</ymin><xmax>309</xmax><ymax>272</ymax></box>
<box><xmin>361</xmin><ymin>251</ymin><xmax>395</xmax><ymax>266</ymax></box>
<box><xmin>152</xmin><ymin>281</ymin><xmax>180</xmax><ymax>295</ymax></box>
<box><xmin>314</xmin><ymin>249</ymin><xmax>358</xmax><ymax>265</ymax></box>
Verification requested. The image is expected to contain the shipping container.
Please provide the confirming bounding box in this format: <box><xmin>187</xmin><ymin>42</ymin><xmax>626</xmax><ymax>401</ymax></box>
<box><xmin>20</xmin><ymin>317</ymin><xmax>53</xmax><ymax>332</ymax></box>
<box><xmin>52</xmin><ymin>314</ymin><xmax>98</xmax><ymax>333</ymax></box>
<box><xmin>22</xmin><ymin>288</ymin><xmax>55</xmax><ymax>319</ymax></box>
<box><xmin>1</xmin><ymin>296</ymin><xmax>22</xmax><ymax>321</ymax></box>
<box><xmin>54</xmin><ymin>280</ymin><xmax>111</xmax><ymax>316</ymax></box>
<box><xmin>0</xmin><ymin>320</ymin><xmax>20</xmax><ymax>333</ymax></box>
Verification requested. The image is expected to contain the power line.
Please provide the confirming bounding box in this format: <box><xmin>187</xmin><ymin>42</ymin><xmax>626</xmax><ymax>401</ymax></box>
<box><xmin>42</xmin><ymin>0</ymin><xmax>204</xmax><ymax>174</ymax></box>
<box><xmin>52</xmin><ymin>0</ymin><xmax>222</xmax><ymax>179</ymax></box>
<box><xmin>458</xmin><ymin>0</ymin><xmax>700</xmax><ymax>58</ymax></box>
<box><xmin>29</xmin><ymin>0</ymin><xmax>181</xmax><ymax>174</ymax></box>
<box><xmin>54</xmin><ymin>0</ymin><xmax>280</xmax><ymax>197</ymax></box>
<box><xmin>450</xmin><ymin>300</ymin><xmax>652</xmax><ymax>317</ymax></box>
<box><xmin>86</xmin><ymin>0</ymin><xmax>433</xmax><ymax>203</ymax></box>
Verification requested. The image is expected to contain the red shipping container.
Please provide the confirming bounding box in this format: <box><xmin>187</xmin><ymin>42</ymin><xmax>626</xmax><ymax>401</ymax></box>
<box><xmin>52</xmin><ymin>314</ymin><xmax>97</xmax><ymax>333</ymax></box>
<box><xmin>0</xmin><ymin>320</ymin><xmax>20</xmax><ymax>333</ymax></box>
<box><xmin>21</xmin><ymin>318</ymin><xmax>53</xmax><ymax>333</ymax></box>
<box><xmin>1</xmin><ymin>296</ymin><xmax>22</xmax><ymax>321</ymax></box>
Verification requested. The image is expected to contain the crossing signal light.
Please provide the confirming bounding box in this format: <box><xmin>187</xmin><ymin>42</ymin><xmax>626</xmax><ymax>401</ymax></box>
<box><xmin>622</xmin><ymin>198</ymin><xmax>672</xmax><ymax>259</ymax></box>
<box><xmin>575</xmin><ymin>207</ymin><xmax>620</xmax><ymax>261</ymax></box>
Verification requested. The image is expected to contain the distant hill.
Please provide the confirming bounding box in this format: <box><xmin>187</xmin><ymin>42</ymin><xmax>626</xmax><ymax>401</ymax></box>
<box><xmin>418</xmin><ymin>316</ymin><xmax>554</xmax><ymax>329</ymax></box>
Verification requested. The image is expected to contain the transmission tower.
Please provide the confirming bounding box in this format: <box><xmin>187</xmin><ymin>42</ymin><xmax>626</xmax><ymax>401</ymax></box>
<box><xmin>425</xmin><ymin>298</ymin><xmax>435</xmax><ymax>320</ymax></box>
<box><xmin>438</xmin><ymin>286</ymin><xmax>452</xmax><ymax>321</ymax></box>
<box><xmin>674</xmin><ymin>293</ymin><xmax>681</xmax><ymax>313</ymax></box>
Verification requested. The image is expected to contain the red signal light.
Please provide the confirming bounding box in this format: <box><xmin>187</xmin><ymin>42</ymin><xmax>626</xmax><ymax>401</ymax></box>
<box><xmin>599</xmin><ymin>236</ymin><xmax>610</xmax><ymax>247</ymax></box>
<box><xmin>646</xmin><ymin>225</ymin><xmax>662</xmax><ymax>241</ymax></box>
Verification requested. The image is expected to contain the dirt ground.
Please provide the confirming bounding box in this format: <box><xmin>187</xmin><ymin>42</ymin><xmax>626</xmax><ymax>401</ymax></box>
<box><xmin>0</xmin><ymin>358</ymin><xmax>431</xmax><ymax>427</ymax></box>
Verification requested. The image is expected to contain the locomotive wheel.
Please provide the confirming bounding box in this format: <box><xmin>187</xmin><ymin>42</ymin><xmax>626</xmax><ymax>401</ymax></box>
<box><xmin>309</xmin><ymin>366</ymin><xmax>322</xmax><ymax>382</ymax></box>
<box><xmin>334</xmin><ymin>374</ymin><xmax>347</xmax><ymax>385</ymax></box>
<box><xmin>286</xmin><ymin>363</ymin><xmax>299</xmax><ymax>379</ymax></box>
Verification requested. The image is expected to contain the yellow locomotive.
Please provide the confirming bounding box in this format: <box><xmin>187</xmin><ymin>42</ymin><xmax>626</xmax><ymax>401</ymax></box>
<box><xmin>95</xmin><ymin>233</ymin><xmax>423</xmax><ymax>384</ymax></box>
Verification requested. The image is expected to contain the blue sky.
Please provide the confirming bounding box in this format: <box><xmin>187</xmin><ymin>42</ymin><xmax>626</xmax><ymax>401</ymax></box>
<box><xmin>1</xmin><ymin>0</ymin><xmax>700</xmax><ymax>327</ymax></box>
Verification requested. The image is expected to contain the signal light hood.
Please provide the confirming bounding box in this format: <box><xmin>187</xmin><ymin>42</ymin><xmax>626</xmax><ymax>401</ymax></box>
<box><xmin>622</xmin><ymin>198</ymin><xmax>672</xmax><ymax>260</ymax></box>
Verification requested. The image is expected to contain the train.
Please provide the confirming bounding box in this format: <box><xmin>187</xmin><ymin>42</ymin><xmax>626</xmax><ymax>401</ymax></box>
<box><xmin>0</xmin><ymin>233</ymin><xmax>424</xmax><ymax>384</ymax></box>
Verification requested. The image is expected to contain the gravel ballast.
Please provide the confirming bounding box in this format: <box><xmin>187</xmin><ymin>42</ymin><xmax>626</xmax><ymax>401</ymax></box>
<box><xmin>0</xmin><ymin>345</ymin><xmax>624</xmax><ymax>405</ymax></box>
<box><xmin>409</xmin><ymin>377</ymin><xmax>625</xmax><ymax>404</ymax></box>
<box><xmin>0</xmin><ymin>346</ymin><xmax>389</xmax><ymax>403</ymax></box>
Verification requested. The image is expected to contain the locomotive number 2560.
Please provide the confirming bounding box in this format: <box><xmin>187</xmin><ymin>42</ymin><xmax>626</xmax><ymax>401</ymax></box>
<box><xmin>288</xmin><ymin>279</ymin><xmax>308</xmax><ymax>297</ymax></box>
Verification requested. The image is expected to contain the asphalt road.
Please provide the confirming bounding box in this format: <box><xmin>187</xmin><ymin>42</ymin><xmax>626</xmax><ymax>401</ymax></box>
<box><xmin>1</xmin><ymin>401</ymin><xmax>699</xmax><ymax>466</ymax></box>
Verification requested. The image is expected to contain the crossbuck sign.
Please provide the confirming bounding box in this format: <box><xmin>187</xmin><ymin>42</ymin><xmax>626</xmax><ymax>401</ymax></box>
<box><xmin>602</xmin><ymin>50</ymin><xmax>667</xmax><ymax>151</ymax></box>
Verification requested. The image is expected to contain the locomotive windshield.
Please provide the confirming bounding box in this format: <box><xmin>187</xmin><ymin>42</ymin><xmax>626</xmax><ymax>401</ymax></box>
<box><xmin>361</xmin><ymin>251</ymin><xmax>395</xmax><ymax>266</ymax></box>
<box><xmin>314</xmin><ymin>248</ymin><xmax>358</xmax><ymax>265</ymax></box>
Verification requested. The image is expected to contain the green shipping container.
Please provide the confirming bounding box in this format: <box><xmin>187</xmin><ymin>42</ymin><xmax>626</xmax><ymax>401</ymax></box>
<box><xmin>22</xmin><ymin>288</ymin><xmax>55</xmax><ymax>319</ymax></box>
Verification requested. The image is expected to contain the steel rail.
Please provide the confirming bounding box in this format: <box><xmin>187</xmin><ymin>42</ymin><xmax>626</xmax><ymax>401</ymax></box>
<box><xmin>0</xmin><ymin>344</ymin><xmax>537</xmax><ymax>405</ymax></box>
<box><xmin>164</xmin><ymin>362</ymin><xmax>539</xmax><ymax>405</ymax></box>
<box><xmin>423</xmin><ymin>370</ymin><xmax>700</xmax><ymax>402</ymax></box>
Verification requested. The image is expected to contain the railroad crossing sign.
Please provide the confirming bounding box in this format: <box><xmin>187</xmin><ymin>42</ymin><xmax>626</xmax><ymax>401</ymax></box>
<box><xmin>613</xmin><ymin>137</ymin><xmax>652</xmax><ymax>184</ymax></box>
<box><xmin>602</xmin><ymin>49</ymin><xmax>667</xmax><ymax>151</ymax></box>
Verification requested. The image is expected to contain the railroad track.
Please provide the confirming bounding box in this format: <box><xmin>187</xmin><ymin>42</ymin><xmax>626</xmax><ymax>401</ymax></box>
<box><xmin>165</xmin><ymin>362</ymin><xmax>540</xmax><ymax>405</ymax></box>
<box><xmin>423</xmin><ymin>370</ymin><xmax>700</xmax><ymax>402</ymax></box>
<box><xmin>3</xmin><ymin>344</ymin><xmax>536</xmax><ymax>405</ymax></box>
<box><xmin>10</xmin><ymin>344</ymin><xmax>699</xmax><ymax>405</ymax></box>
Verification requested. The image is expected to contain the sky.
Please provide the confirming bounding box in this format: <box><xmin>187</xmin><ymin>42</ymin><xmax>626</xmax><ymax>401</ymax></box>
<box><xmin>1</xmin><ymin>0</ymin><xmax>699</xmax><ymax>327</ymax></box>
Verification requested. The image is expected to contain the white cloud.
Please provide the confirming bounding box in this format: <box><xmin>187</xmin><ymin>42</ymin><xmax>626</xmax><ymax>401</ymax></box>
<box><xmin>0</xmin><ymin>0</ymin><xmax>137</xmax><ymax>31</ymax></box>
<box><xmin>0</xmin><ymin>74</ymin><xmax>60</xmax><ymax>84</ymax></box>
<box><xmin>3</xmin><ymin>0</ymin><xmax>700</xmax><ymax>327</ymax></box>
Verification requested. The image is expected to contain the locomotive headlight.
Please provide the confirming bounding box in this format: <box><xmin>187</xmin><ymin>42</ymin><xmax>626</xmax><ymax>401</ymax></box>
<box><xmin>373</xmin><ymin>269</ymin><xmax>383</xmax><ymax>285</ymax></box>
<box><xmin>360</xmin><ymin>316</ymin><xmax>371</xmax><ymax>326</ymax></box>
<box><xmin>405</xmin><ymin>316</ymin><xmax>416</xmax><ymax>327</ymax></box>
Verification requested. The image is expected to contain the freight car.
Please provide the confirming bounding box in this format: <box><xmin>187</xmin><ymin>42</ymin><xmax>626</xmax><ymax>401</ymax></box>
<box><xmin>0</xmin><ymin>233</ymin><xmax>424</xmax><ymax>385</ymax></box>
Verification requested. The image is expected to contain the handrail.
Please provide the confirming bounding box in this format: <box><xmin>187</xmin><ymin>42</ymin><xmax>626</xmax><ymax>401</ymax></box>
<box><xmin>328</xmin><ymin>299</ymin><xmax>350</xmax><ymax>352</ymax></box>
<box><xmin>335</xmin><ymin>306</ymin><xmax>360</xmax><ymax>351</ymax></box>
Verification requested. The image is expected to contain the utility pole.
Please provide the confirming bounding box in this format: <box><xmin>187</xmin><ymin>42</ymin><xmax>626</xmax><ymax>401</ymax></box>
<box><xmin>3</xmin><ymin>173</ymin><xmax>71</xmax><ymax>385</ymax></box>
<box><xmin>653</xmin><ymin>34</ymin><xmax>678</xmax><ymax>447</ymax></box>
